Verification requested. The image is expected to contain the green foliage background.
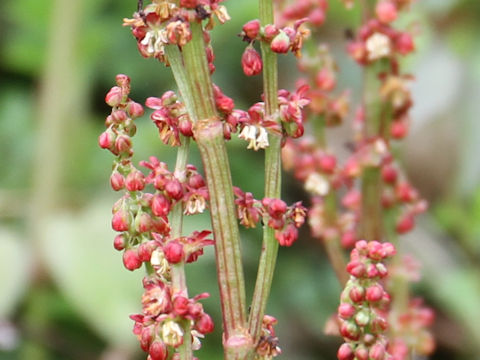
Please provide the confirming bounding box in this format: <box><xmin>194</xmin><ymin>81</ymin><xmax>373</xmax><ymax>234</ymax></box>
<box><xmin>0</xmin><ymin>0</ymin><xmax>479</xmax><ymax>359</ymax></box>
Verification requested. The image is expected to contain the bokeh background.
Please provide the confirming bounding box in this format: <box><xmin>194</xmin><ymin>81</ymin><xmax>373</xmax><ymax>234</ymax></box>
<box><xmin>1</xmin><ymin>0</ymin><xmax>480</xmax><ymax>359</ymax></box>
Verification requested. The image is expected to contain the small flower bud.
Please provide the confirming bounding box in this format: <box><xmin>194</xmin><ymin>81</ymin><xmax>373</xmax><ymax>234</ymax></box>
<box><xmin>349</xmin><ymin>286</ymin><xmax>365</xmax><ymax>303</ymax></box>
<box><xmin>369</xmin><ymin>343</ymin><xmax>386</xmax><ymax>360</ymax></box>
<box><xmin>149</xmin><ymin>340</ymin><xmax>168</xmax><ymax>360</ymax></box>
<box><xmin>340</xmin><ymin>321</ymin><xmax>360</xmax><ymax>340</ymax></box>
<box><xmin>151</xmin><ymin>194</ymin><xmax>171</xmax><ymax>217</ymax></box>
<box><xmin>263</xmin><ymin>24</ymin><xmax>279</xmax><ymax>40</ymax></box>
<box><xmin>241</xmin><ymin>47</ymin><xmax>263</xmax><ymax>76</ymax></box>
<box><xmin>173</xmin><ymin>296</ymin><xmax>189</xmax><ymax>316</ymax></box>
<box><xmin>105</xmin><ymin>86</ymin><xmax>124</xmax><ymax>107</ymax></box>
<box><xmin>128</xmin><ymin>101</ymin><xmax>145</xmax><ymax>118</ymax></box>
<box><xmin>355</xmin><ymin>345</ymin><xmax>369</xmax><ymax>360</ymax></box>
<box><xmin>112</xmin><ymin>209</ymin><xmax>131</xmax><ymax>232</ymax></box>
<box><xmin>126</xmin><ymin>170</ymin><xmax>146</xmax><ymax>192</ymax></box>
<box><xmin>346</xmin><ymin>260</ymin><xmax>366</xmax><ymax>278</ymax></box>
<box><xmin>319</xmin><ymin>153</ymin><xmax>337</xmax><ymax>173</ymax></box>
<box><xmin>315</xmin><ymin>68</ymin><xmax>336</xmax><ymax>92</ymax></box>
<box><xmin>111</xmin><ymin>110</ymin><xmax>128</xmax><ymax>124</ymax></box>
<box><xmin>165</xmin><ymin>179</ymin><xmax>183</xmax><ymax>200</ymax></box>
<box><xmin>395</xmin><ymin>32</ymin><xmax>415</xmax><ymax>55</ymax></box>
<box><xmin>110</xmin><ymin>171</ymin><xmax>125</xmax><ymax>191</ymax></box>
<box><xmin>354</xmin><ymin>309</ymin><xmax>370</xmax><ymax>326</ymax></box>
<box><xmin>114</xmin><ymin>134</ymin><xmax>132</xmax><ymax>154</ymax></box>
<box><xmin>275</xmin><ymin>223</ymin><xmax>298</xmax><ymax>247</ymax></box>
<box><xmin>337</xmin><ymin>343</ymin><xmax>355</xmax><ymax>360</ymax></box>
<box><xmin>381</xmin><ymin>165</ymin><xmax>397</xmax><ymax>183</ymax></box>
<box><xmin>396</xmin><ymin>213</ymin><xmax>414</xmax><ymax>234</ymax></box>
<box><xmin>113</xmin><ymin>234</ymin><xmax>126</xmax><ymax>251</ymax></box>
<box><xmin>164</xmin><ymin>241</ymin><xmax>184</xmax><ymax>264</ymax></box>
<box><xmin>242</xmin><ymin>19</ymin><xmax>261</xmax><ymax>39</ymax></box>
<box><xmin>98</xmin><ymin>129</ymin><xmax>115</xmax><ymax>149</ymax></box>
<box><xmin>270</xmin><ymin>30</ymin><xmax>290</xmax><ymax>53</ymax></box>
<box><xmin>366</xmin><ymin>284</ymin><xmax>384</xmax><ymax>302</ymax></box>
<box><xmin>338</xmin><ymin>303</ymin><xmax>356</xmax><ymax>319</ymax></box>
<box><xmin>115</xmin><ymin>74</ymin><xmax>130</xmax><ymax>88</ymax></box>
<box><xmin>195</xmin><ymin>314</ymin><xmax>214</xmax><ymax>334</ymax></box>
<box><xmin>123</xmin><ymin>249</ymin><xmax>142</xmax><ymax>271</ymax></box>
<box><xmin>376</xmin><ymin>1</ymin><xmax>397</xmax><ymax>24</ymax></box>
<box><xmin>138</xmin><ymin>241</ymin><xmax>156</xmax><ymax>262</ymax></box>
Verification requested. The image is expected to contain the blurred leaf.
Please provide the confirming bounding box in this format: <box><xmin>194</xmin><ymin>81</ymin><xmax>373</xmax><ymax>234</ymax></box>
<box><xmin>41</xmin><ymin>199</ymin><xmax>143</xmax><ymax>349</ymax></box>
<box><xmin>0</xmin><ymin>229</ymin><xmax>31</xmax><ymax>318</ymax></box>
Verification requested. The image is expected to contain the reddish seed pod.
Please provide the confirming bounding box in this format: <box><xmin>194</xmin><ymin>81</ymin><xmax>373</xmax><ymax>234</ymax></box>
<box><xmin>173</xmin><ymin>296</ymin><xmax>189</xmax><ymax>316</ymax></box>
<box><xmin>346</xmin><ymin>260</ymin><xmax>366</xmax><ymax>278</ymax></box>
<box><xmin>98</xmin><ymin>130</ymin><xmax>115</xmax><ymax>149</ymax></box>
<box><xmin>138</xmin><ymin>241</ymin><xmax>156</xmax><ymax>262</ymax></box>
<box><xmin>275</xmin><ymin>223</ymin><xmax>298</xmax><ymax>247</ymax></box>
<box><xmin>178</xmin><ymin>118</ymin><xmax>193</xmax><ymax>137</ymax></box>
<box><xmin>123</xmin><ymin>249</ymin><xmax>142</xmax><ymax>271</ymax></box>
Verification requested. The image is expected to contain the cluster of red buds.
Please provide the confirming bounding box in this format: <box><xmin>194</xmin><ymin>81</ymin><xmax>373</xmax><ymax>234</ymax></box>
<box><xmin>123</xmin><ymin>0</ymin><xmax>229</xmax><ymax>63</ymax></box>
<box><xmin>145</xmin><ymin>91</ymin><xmax>193</xmax><ymax>146</ymax></box>
<box><xmin>337</xmin><ymin>240</ymin><xmax>396</xmax><ymax>360</ymax></box>
<box><xmin>100</xmin><ymin>75</ymin><xmax>214</xmax><ymax>358</ymax></box>
<box><xmin>255</xmin><ymin>315</ymin><xmax>282</xmax><ymax>359</ymax></box>
<box><xmin>388</xmin><ymin>298</ymin><xmax>435</xmax><ymax>359</ymax></box>
<box><xmin>347</xmin><ymin>18</ymin><xmax>415</xmax><ymax>65</ymax></box>
<box><xmin>234</xmin><ymin>187</ymin><xmax>307</xmax><ymax>247</ymax></box>
<box><xmin>274</xmin><ymin>0</ymin><xmax>328</xmax><ymax>27</ymax></box>
<box><xmin>239</xmin><ymin>18</ymin><xmax>311</xmax><ymax>77</ymax></box>
<box><xmin>130</xmin><ymin>277</ymin><xmax>214</xmax><ymax>360</ymax></box>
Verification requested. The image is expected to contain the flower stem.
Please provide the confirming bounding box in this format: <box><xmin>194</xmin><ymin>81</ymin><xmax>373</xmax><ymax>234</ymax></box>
<box><xmin>168</xmin><ymin>21</ymin><xmax>251</xmax><ymax>357</ymax></box>
<box><xmin>248</xmin><ymin>0</ymin><xmax>282</xmax><ymax>344</ymax></box>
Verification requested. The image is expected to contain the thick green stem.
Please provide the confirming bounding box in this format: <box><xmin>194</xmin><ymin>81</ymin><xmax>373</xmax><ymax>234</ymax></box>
<box><xmin>169</xmin><ymin>21</ymin><xmax>250</xmax><ymax>357</ymax></box>
<box><xmin>248</xmin><ymin>0</ymin><xmax>282</xmax><ymax>345</ymax></box>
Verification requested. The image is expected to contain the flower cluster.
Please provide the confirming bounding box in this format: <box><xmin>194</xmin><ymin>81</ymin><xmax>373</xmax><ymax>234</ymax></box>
<box><xmin>274</xmin><ymin>0</ymin><xmax>328</xmax><ymax>27</ymax></box>
<box><xmin>123</xmin><ymin>0</ymin><xmax>230</xmax><ymax>63</ymax></box>
<box><xmin>100</xmin><ymin>75</ymin><xmax>214</xmax><ymax>358</ymax></box>
<box><xmin>337</xmin><ymin>240</ymin><xmax>396</xmax><ymax>360</ymax></box>
<box><xmin>347</xmin><ymin>19</ymin><xmax>415</xmax><ymax>65</ymax></box>
<box><xmin>255</xmin><ymin>315</ymin><xmax>282</xmax><ymax>359</ymax></box>
<box><xmin>234</xmin><ymin>188</ymin><xmax>307</xmax><ymax>247</ymax></box>
<box><xmin>130</xmin><ymin>277</ymin><xmax>215</xmax><ymax>360</ymax></box>
<box><xmin>145</xmin><ymin>91</ymin><xmax>193</xmax><ymax>146</ymax></box>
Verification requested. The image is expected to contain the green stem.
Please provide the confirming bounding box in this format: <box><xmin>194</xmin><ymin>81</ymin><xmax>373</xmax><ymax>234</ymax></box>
<box><xmin>170</xmin><ymin>21</ymin><xmax>251</xmax><ymax>357</ymax></box>
<box><xmin>248</xmin><ymin>0</ymin><xmax>282</xmax><ymax>345</ymax></box>
<box><xmin>360</xmin><ymin>60</ymin><xmax>390</xmax><ymax>241</ymax></box>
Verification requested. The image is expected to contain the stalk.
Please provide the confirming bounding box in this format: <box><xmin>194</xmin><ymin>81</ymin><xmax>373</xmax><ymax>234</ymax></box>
<box><xmin>167</xmin><ymin>22</ymin><xmax>251</xmax><ymax>358</ymax></box>
<box><xmin>248</xmin><ymin>0</ymin><xmax>282</xmax><ymax>344</ymax></box>
<box><xmin>359</xmin><ymin>59</ymin><xmax>389</xmax><ymax>241</ymax></box>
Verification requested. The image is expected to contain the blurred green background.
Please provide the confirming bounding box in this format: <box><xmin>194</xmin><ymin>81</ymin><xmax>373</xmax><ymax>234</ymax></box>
<box><xmin>1</xmin><ymin>0</ymin><xmax>480</xmax><ymax>359</ymax></box>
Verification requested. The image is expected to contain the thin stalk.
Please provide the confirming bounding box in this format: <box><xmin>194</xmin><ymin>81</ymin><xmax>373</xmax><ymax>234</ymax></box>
<box><xmin>248</xmin><ymin>0</ymin><xmax>282</xmax><ymax>345</ymax></box>
<box><xmin>169</xmin><ymin>21</ymin><xmax>251</xmax><ymax>358</ymax></box>
<box><xmin>360</xmin><ymin>59</ymin><xmax>390</xmax><ymax>241</ymax></box>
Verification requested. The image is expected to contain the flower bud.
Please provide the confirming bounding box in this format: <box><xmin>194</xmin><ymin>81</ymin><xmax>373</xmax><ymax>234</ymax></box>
<box><xmin>338</xmin><ymin>303</ymin><xmax>356</xmax><ymax>319</ymax></box>
<box><xmin>113</xmin><ymin>234</ymin><xmax>126</xmax><ymax>251</ymax></box>
<box><xmin>123</xmin><ymin>249</ymin><xmax>142</xmax><ymax>271</ymax></box>
<box><xmin>111</xmin><ymin>110</ymin><xmax>128</xmax><ymax>124</ymax></box>
<box><xmin>270</xmin><ymin>31</ymin><xmax>290</xmax><ymax>53</ymax></box>
<box><xmin>263</xmin><ymin>24</ymin><xmax>279</xmax><ymax>40</ymax></box>
<box><xmin>395</xmin><ymin>32</ymin><xmax>415</xmax><ymax>55</ymax></box>
<box><xmin>241</xmin><ymin>47</ymin><xmax>263</xmax><ymax>76</ymax></box>
<box><xmin>195</xmin><ymin>314</ymin><xmax>214</xmax><ymax>334</ymax></box>
<box><xmin>354</xmin><ymin>309</ymin><xmax>370</xmax><ymax>326</ymax></box>
<box><xmin>115</xmin><ymin>74</ymin><xmax>130</xmax><ymax>88</ymax></box>
<box><xmin>366</xmin><ymin>284</ymin><xmax>384</xmax><ymax>302</ymax></box>
<box><xmin>128</xmin><ymin>101</ymin><xmax>145</xmax><ymax>118</ymax></box>
<box><xmin>242</xmin><ymin>19</ymin><xmax>261</xmax><ymax>39</ymax></box>
<box><xmin>369</xmin><ymin>343</ymin><xmax>386</xmax><ymax>360</ymax></box>
<box><xmin>165</xmin><ymin>179</ymin><xmax>183</xmax><ymax>200</ymax></box>
<box><xmin>149</xmin><ymin>340</ymin><xmax>168</xmax><ymax>360</ymax></box>
<box><xmin>112</xmin><ymin>209</ymin><xmax>131</xmax><ymax>232</ymax></box>
<box><xmin>349</xmin><ymin>286</ymin><xmax>365</xmax><ymax>303</ymax></box>
<box><xmin>391</xmin><ymin>119</ymin><xmax>408</xmax><ymax>138</ymax></box>
<box><xmin>98</xmin><ymin>129</ymin><xmax>115</xmax><ymax>149</ymax></box>
<box><xmin>138</xmin><ymin>241</ymin><xmax>156</xmax><ymax>262</ymax></box>
<box><xmin>315</xmin><ymin>68</ymin><xmax>336</xmax><ymax>92</ymax></box>
<box><xmin>355</xmin><ymin>345</ymin><xmax>369</xmax><ymax>360</ymax></box>
<box><xmin>340</xmin><ymin>321</ymin><xmax>360</xmax><ymax>340</ymax></box>
<box><xmin>396</xmin><ymin>213</ymin><xmax>414</xmax><ymax>234</ymax></box>
<box><xmin>178</xmin><ymin>118</ymin><xmax>193</xmax><ymax>137</ymax></box>
<box><xmin>151</xmin><ymin>194</ymin><xmax>171</xmax><ymax>217</ymax></box>
<box><xmin>110</xmin><ymin>171</ymin><xmax>125</xmax><ymax>191</ymax></box>
<box><xmin>376</xmin><ymin>1</ymin><xmax>397</xmax><ymax>24</ymax></box>
<box><xmin>105</xmin><ymin>86</ymin><xmax>124</xmax><ymax>107</ymax></box>
<box><xmin>173</xmin><ymin>296</ymin><xmax>189</xmax><ymax>316</ymax></box>
<box><xmin>275</xmin><ymin>223</ymin><xmax>298</xmax><ymax>247</ymax></box>
<box><xmin>319</xmin><ymin>153</ymin><xmax>337</xmax><ymax>173</ymax></box>
<box><xmin>114</xmin><ymin>134</ymin><xmax>132</xmax><ymax>154</ymax></box>
<box><xmin>337</xmin><ymin>343</ymin><xmax>354</xmax><ymax>360</ymax></box>
<box><xmin>164</xmin><ymin>241</ymin><xmax>184</xmax><ymax>264</ymax></box>
<box><xmin>346</xmin><ymin>260</ymin><xmax>366</xmax><ymax>278</ymax></box>
<box><xmin>126</xmin><ymin>170</ymin><xmax>146</xmax><ymax>192</ymax></box>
